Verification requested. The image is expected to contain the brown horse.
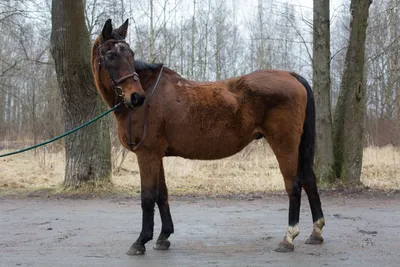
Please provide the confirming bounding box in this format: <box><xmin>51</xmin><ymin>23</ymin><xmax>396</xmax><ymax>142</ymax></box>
<box><xmin>91</xmin><ymin>19</ymin><xmax>325</xmax><ymax>255</ymax></box>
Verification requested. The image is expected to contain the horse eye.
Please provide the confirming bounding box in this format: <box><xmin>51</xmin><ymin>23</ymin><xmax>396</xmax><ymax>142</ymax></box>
<box><xmin>107</xmin><ymin>52</ymin><xmax>116</xmax><ymax>60</ymax></box>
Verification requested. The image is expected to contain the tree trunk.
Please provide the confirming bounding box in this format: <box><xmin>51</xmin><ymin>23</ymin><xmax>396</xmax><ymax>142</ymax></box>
<box><xmin>333</xmin><ymin>0</ymin><xmax>372</xmax><ymax>182</ymax></box>
<box><xmin>392</xmin><ymin>2</ymin><xmax>400</xmax><ymax>146</ymax></box>
<box><xmin>257</xmin><ymin>0</ymin><xmax>265</xmax><ymax>69</ymax></box>
<box><xmin>149</xmin><ymin>0</ymin><xmax>156</xmax><ymax>62</ymax></box>
<box><xmin>50</xmin><ymin>0</ymin><xmax>112</xmax><ymax>188</ymax></box>
<box><xmin>312</xmin><ymin>0</ymin><xmax>336</xmax><ymax>183</ymax></box>
<box><xmin>0</xmin><ymin>88</ymin><xmax>5</xmax><ymax>141</ymax></box>
<box><xmin>190</xmin><ymin>0</ymin><xmax>196</xmax><ymax>78</ymax></box>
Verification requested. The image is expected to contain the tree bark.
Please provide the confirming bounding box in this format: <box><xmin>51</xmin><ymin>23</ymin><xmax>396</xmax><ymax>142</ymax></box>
<box><xmin>313</xmin><ymin>0</ymin><xmax>335</xmax><ymax>183</ymax></box>
<box><xmin>50</xmin><ymin>0</ymin><xmax>112</xmax><ymax>188</ymax></box>
<box><xmin>333</xmin><ymin>0</ymin><xmax>372</xmax><ymax>182</ymax></box>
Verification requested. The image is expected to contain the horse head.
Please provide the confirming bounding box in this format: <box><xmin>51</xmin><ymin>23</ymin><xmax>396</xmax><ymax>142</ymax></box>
<box><xmin>96</xmin><ymin>19</ymin><xmax>145</xmax><ymax>108</ymax></box>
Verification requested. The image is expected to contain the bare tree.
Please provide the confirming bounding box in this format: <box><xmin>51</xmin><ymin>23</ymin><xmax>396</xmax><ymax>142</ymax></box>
<box><xmin>333</xmin><ymin>0</ymin><xmax>373</xmax><ymax>182</ymax></box>
<box><xmin>313</xmin><ymin>0</ymin><xmax>335</xmax><ymax>182</ymax></box>
<box><xmin>50</xmin><ymin>0</ymin><xmax>112</xmax><ymax>187</ymax></box>
<box><xmin>2</xmin><ymin>0</ymin><xmax>398</xmax><ymax>188</ymax></box>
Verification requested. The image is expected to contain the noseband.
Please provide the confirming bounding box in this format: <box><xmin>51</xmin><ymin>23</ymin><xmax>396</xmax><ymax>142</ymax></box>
<box><xmin>97</xmin><ymin>39</ymin><xmax>139</xmax><ymax>98</ymax></box>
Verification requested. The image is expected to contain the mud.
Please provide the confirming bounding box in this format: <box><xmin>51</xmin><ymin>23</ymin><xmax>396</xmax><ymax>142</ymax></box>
<box><xmin>1</xmin><ymin>194</ymin><xmax>400</xmax><ymax>267</ymax></box>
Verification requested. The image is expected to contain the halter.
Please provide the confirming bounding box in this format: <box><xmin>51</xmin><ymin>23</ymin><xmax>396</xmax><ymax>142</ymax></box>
<box><xmin>97</xmin><ymin>39</ymin><xmax>139</xmax><ymax>100</ymax></box>
<box><xmin>97</xmin><ymin>38</ymin><xmax>164</xmax><ymax>151</ymax></box>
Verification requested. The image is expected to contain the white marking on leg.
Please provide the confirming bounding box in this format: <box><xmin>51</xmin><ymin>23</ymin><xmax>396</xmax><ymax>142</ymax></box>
<box><xmin>284</xmin><ymin>224</ymin><xmax>300</xmax><ymax>244</ymax></box>
<box><xmin>312</xmin><ymin>218</ymin><xmax>325</xmax><ymax>237</ymax></box>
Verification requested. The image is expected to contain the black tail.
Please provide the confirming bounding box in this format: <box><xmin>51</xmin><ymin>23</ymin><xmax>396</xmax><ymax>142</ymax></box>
<box><xmin>290</xmin><ymin>73</ymin><xmax>316</xmax><ymax>182</ymax></box>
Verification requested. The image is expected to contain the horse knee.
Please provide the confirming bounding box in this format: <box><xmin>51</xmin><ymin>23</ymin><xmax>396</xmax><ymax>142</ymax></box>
<box><xmin>141</xmin><ymin>191</ymin><xmax>156</xmax><ymax>211</ymax></box>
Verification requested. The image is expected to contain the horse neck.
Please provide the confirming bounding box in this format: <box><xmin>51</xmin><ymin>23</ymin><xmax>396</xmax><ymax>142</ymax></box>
<box><xmin>137</xmin><ymin>67</ymin><xmax>177</xmax><ymax>92</ymax></box>
<box><xmin>137</xmin><ymin>69</ymin><xmax>159</xmax><ymax>92</ymax></box>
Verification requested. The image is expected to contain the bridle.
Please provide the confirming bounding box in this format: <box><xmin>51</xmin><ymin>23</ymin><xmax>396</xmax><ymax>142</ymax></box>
<box><xmin>97</xmin><ymin>39</ymin><xmax>140</xmax><ymax>100</ymax></box>
<box><xmin>97</xmin><ymin>38</ymin><xmax>164</xmax><ymax>151</ymax></box>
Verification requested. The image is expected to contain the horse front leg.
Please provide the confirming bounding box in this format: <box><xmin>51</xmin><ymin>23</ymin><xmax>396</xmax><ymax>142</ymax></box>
<box><xmin>153</xmin><ymin>161</ymin><xmax>174</xmax><ymax>250</ymax></box>
<box><xmin>127</xmin><ymin>152</ymin><xmax>161</xmax><ymax>256</ymax></box>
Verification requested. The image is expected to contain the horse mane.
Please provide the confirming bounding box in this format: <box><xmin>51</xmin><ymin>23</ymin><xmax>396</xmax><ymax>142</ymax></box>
<box><xmin>91</xmin><ymin>37</ymin><xmax>101</xmax><ymax>70</ymax></box>
<box><xmin>134</xmin><ymin>60</ymin><xmax>163</xmax><ymax>72</ymax></box>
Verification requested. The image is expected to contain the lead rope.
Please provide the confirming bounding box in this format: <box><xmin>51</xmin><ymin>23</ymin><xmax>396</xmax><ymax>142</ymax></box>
<box><xmin>0</xmin><ymin>101</ymin><xmax>123</xmax><ymax>158</ymax></box>
<box><xmin>127</xmin><ymin>66</ymin><xmax>164</xmax><ymax>151</ymax></box>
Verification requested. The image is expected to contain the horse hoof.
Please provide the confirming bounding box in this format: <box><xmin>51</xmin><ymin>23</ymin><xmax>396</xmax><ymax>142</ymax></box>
<box><xmin>153</xmin><ymin>239</ymin><xmax>171</xmax><ymax>250</ymax></box>
<box><xmin>274</xmin><ymin>240</ymin><xmax>294</xmax><ymax>252</ymax></box>
<box><xmin>127</xmin><ymin>242</ymin><xmax>146</xmax><ymax>256</ymax></box>
<box><xmin>305</xmin><ymin>235</ymin><xmax>324</xmax><ymax>245</ymax></box>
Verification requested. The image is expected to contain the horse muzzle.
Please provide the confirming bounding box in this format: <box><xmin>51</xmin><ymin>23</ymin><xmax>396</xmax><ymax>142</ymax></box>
<box><xmin>126</xmin><ymin>92</ymin><xmax>145</xmax><ymax>108</ymax></box>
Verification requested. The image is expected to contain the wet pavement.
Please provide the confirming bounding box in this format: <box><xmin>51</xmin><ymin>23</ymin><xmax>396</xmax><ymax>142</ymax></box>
<box><xmin>1</xmin><ymin>194</ymin><xmax>400</xmax><ymax>266</ymax></box>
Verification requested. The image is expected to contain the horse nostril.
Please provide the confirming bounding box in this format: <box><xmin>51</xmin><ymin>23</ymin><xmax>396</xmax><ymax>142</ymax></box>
<box><xmin>131</xmin><ymin>93</ymin><xmax>137</xmax><ymax>104</ymax></box>
<box><xmin>131</xmin><ymin>93</ymin><xmax>145</xmax><ymax>107</ymax></box>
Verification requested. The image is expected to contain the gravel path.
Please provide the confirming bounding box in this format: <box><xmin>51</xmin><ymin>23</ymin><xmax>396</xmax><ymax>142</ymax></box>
<box><xmin>1</xmin><ymin>194</ymin><xmax>399</xmax><ymax>266</ymax></box>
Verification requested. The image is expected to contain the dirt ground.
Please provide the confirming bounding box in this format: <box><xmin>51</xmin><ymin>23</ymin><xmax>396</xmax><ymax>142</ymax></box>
<box><xmin>1</xmin><ymin>192</ymin><xmax>400</xmax><ymax>267</ymax></box>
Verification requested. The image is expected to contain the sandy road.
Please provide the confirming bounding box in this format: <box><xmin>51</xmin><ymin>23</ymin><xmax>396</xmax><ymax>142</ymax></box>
<box><xmin>1</xmin><ymin>193</ymin><xmax>400</xmax><ymax>267</ymax></box>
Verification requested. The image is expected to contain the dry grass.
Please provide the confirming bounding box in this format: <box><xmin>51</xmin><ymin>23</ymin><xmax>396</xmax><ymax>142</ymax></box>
<box><xmin>113</xmin><ymin>140</ymin><xmax>284</xmax><ymax>196</ymax></box>
<box><xmin>361</xmin><ymin>146</ymin><xmax>400</xmax><ymax>190</ymax></box>
<box><xmin>1</xmin><ymin>141</ymin><xmax>400</xmax><ymax>195</ymax></box>
<box><xmin>1</xmin><ymin>147</ymin><xmax>64</xmax><ymax>189</ymax></box>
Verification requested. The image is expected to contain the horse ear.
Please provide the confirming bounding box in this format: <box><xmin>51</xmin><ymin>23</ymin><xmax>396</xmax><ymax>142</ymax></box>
<box><xmin>116</xmin><ymin>19</ymin><xmax>129</xmax><ymax>38</ymax></box>
<box><xmin>102</xmin><ymin>19</ymin><xmax>113</xmax><ymax>41</ymax></box>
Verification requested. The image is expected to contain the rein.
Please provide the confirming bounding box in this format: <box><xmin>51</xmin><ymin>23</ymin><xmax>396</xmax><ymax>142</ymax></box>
<box><xmin>128</xmin><ymin>66</ymin><xmax>164</xmax><ymax>151</ymax></box>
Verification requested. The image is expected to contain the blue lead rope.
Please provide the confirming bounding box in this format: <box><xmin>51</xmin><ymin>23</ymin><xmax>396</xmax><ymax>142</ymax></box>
<box><xmin>0</xmin><ymin>102</ymin><xmax>123</xmax><ymax>158</ymax></box>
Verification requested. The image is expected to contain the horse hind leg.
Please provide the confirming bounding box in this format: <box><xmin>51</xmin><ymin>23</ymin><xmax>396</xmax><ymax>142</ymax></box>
<box><xmin>265</xmin><ymin>127</ymin><xmax>325</xmax><ymax>251</ymax></box>
<box><xmin>274</xmin><ymin>153</ymin><xmax>303</xmax><ymax>252</ymax></box>
<box><xmin>261</xmin><ymin>135</ymin><xmax>301</xmax><ymax>251</ymax></box>
<box><xmin>302</xmin><ymin>170</ymin><xmax>325</xmax><ymax>245</ymax></box>
<box><xmin>153</xmin><ymin>161</ymin><xmax>174</xmax><ymax>250</ymax></box>
<box><xmin>293</xmin><ymin>71</ymin><xmax>325</xmax><ymax>245</ymax></box>
<box><xmin>261</xmin><ymin>110</ymin><xmax>303</xmax><ymax>252</ymax></box>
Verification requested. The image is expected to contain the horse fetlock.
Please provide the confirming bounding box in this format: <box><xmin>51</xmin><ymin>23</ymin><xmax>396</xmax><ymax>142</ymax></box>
<box><xmin>274</xmin><ymin>224</ymin><xmax>299</xmax><ymax>252</ymax></box>
<box><xmin>161</xmin><ymin>225</ymin><xmax>174</xmax><ymax>235</ymax></box>
<box><xmin>305</xmin><ymin>218</ymin><xmax>325</xmax><ymax>245</ymax></box>
<box><xmin>284</xmin><ymin>224</ymin><xmax>300</xmax><ymax>244</ymax></box>
<box><xmin>312</xmin><ymin>217</ymin><xmax>325</xmax><ymax>237</ymax></box>
<box><xmin>138</xmin><ymin>231</ymin><xmax>154</xmax><ymax>244</ymax></box>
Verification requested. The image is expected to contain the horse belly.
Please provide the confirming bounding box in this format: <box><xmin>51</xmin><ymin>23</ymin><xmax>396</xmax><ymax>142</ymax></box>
<box><xmin>165</xmin><ymin>119</ymin><xmax>256</xmax><ymax>160</ymax></box>
<box><xmin>167</xmin><ymin>137</ymin><xmax>252</xmax><ymax>160</ymax></box>
<box><xmin>163</xmin><ymin>85</ymin><xmax>264</xmax><ymax>159</ymax></box>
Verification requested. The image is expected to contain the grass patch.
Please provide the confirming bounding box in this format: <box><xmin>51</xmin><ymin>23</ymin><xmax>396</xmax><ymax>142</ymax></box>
<box><xmin>1</xmin><ymin>142</ymin><xmax>400</xmax><ymax>196</ymax></box>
